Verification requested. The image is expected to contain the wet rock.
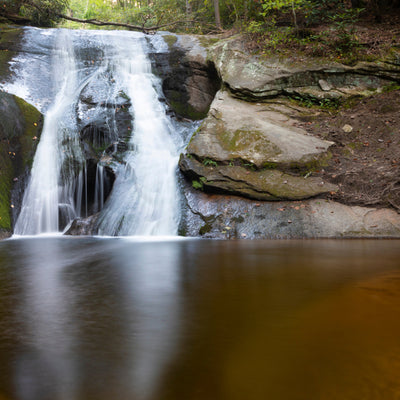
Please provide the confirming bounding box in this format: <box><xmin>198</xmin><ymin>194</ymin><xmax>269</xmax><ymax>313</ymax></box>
<box><xmin>80</xmin><ymin>78</ymin><xmax>131</xmax><ymax>108</ymax></box>
<box><xmin>0</xmin><ymin>91</ymin><xmax>43</xmax><ymax>235</ymax></box>
<box><xmin>180</xmin><ymin>188</ymin><xmax>400</xmax><ymax>239</ymax></box>
<box><xmin>64</xmin><ymin>214</ymin><xmax>99</xmax><ymax>236</ymax></box>
<box><xmin>151</xmin><ymin>34</ymin><xmax>221</xmax><ymax>120</ymax></box>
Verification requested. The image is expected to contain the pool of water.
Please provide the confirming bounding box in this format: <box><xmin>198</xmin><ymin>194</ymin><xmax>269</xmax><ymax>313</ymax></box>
<box><xmin>1</xmin><ymin>237</ymin><xmax>400</xmax><ymax>400</ymax></box>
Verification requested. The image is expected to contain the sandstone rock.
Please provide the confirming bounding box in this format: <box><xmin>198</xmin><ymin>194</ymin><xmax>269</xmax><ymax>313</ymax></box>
<box><xmin>207</xmin><ymin>35</ymin><xmax>400</xmax><ymax>102</ymax></box>
<box><xmin>180</xmin><ymin>156</ymin><xmax>337</xmax><ymax>201</ymax></box>
<box><xmin>180</xmin><ymin>188</ymin><xmax>400</xmax><ymax>239</ymax></box>
<box><xmin>185</xmin><ymin>91</ymin><xmax>334</xmax><ymax>169</ymax></box>
<box><xmin>319</xmin><ymin>79</ymin><xmax>333</xmax><ymax>91</ymax></box>
<box><xmin>180</xmin><ymin>90</ymin><xmax>337</xmax><ymax>201</ymax></box>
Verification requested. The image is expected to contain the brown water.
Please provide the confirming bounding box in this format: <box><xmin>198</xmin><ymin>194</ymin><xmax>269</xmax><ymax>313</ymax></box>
<box><xmin>0</xmin><ymin>237</ymin><xmax>400</xmax><ymax>400</ymax></box>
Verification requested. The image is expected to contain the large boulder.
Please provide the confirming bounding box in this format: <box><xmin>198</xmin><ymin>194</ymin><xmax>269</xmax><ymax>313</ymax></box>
<box><xmin>0</xmin><ymin>91</ymin><xmax>43</xmax><ymax>238</ymax></box>
<box><xmin>151</xmin><ymin>34</ymin><xmax>221</xmax><ymax>120</ymax></box>
<box><xmin>207</xmin><ymin>35</ymin><xmax>400</xmax><ymax>102</ymax></box>
<box><xmin>179</xmin><ymin>90</ymin><xmax>337</xmax><ymax>201</ymax></box>
<box><xmin>180</xmin><ymin>188</ymin><xmax>400</xmax><ymax>239</ymax></box>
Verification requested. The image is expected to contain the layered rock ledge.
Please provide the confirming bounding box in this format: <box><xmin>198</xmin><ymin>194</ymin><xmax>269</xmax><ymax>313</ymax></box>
<box><xmin>177</xmin><ymin>34</ymin><xmax>400</xmax><ymax>239</ymax></box>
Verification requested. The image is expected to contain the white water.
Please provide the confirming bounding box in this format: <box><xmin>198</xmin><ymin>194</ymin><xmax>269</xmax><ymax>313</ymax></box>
<box><xmin>96</xmin><ymin>35</ymin><xmax>183</xmax><ymax>236</ymax></box>
<box><xmin>14</xmin><ymin>30</ymin><xmax>81</xmax><ymax>235</ymax></box>
<box><xmin>5</xmin><ymin>28</ymin><xmax>193</xmax><ymax>236</ymax></box>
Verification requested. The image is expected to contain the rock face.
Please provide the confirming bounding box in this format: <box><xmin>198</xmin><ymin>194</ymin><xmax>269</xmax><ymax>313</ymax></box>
<box><xmin>0</xmin><ymin>91</ymin><xmax>43</xmax><ymax>238</ymax></box>
<box><xmin>64</xmin><ymin>214</ymin><xmax>99</xmax><ymax>236</ymax></box>
<box><xmin>180</xmin><ymin>90</ymin><xmax>337</xmax><ymax>201</ymax></box>
<box><xmin>177</xmin><ymin>33</ymin><xmax>400</xmax><ymax>239</ymax></box>
<box><xmin>207</xmin><ymin>35</ymin><xmax>400</xmax><ymax>102</ymax></box>
<box><xmin>180</xmin><ymin>188</ymin><xmax>400</xmax><ymax>239</ymax></box>
<box><xmin>151</xmin><ymin>34</ymin><xmax>221</xmax><ymax>120</ymax></box>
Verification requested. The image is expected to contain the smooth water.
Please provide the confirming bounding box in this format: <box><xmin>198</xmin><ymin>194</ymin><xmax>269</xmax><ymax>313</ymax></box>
<box><xmin>4</xmin><ymin>28</ymin><xmax>191</xmax><ymax>236</ymax></box>
<box><xmin>1</xmin><ymin>238</ymin><xmax>400</xmax><ymax>400</ymax></box>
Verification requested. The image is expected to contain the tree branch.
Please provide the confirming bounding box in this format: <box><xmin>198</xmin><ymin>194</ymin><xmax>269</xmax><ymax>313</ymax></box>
<box><xmin>56</xmin><ymin>13</ymin><xmax>197</xmax><ymax>33</ymax></box>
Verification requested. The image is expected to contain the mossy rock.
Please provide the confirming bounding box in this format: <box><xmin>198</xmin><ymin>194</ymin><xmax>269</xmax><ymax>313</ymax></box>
<box><xmin>162</xmin><ymin>34</ymin><xmax>178</xmax><ymax>49</ymax></box>
<box><xmin>186</xmin><ymin>91</ymin><xmax>334</xmax><ymax>169</ymax></box>
<box><xmin>0</xmin><ymin>25</ymin><xmax>23</xmax><ymax>79</ymax></box>
<box><xmin>0</xmin><ymin>91</ymin><xmax>43</xmax><ymax>234</ymax></box>
<box><xmin>180</xmin><ymin>155</ymin><xmax>338</xmax><ymax>201</ymax></box>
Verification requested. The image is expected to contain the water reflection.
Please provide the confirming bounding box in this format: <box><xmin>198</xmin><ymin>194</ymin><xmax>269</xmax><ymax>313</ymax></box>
<box><xmin>0</xmin><ymin>238</ymin><xmax>400</xmax><ymax>400</ymax></box>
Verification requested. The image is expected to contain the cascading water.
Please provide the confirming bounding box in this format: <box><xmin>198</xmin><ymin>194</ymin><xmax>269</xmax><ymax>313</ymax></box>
<box><xmin>95</xmin><ymin>35</ymin><xmax>183</xmax><ymax>236</ymax></box>
<box><xmin>4</xmin><ymin>28</ymin><xmax>196</xmax><ymax>237</ymax></box>
<box><xmin>14</xmin><ymin>29</ymin><xmax>82</xmax><ymax>235</ymax></box>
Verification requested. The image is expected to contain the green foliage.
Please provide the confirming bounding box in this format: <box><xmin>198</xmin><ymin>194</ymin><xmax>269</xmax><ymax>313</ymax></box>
<box><xmin>328</xmin><ymin>8</ymin><xmax>363</xmax><ymax>52</ymax></box>
<box><xmin>0</xmin><ymin>0</ymin><xmax>69</xmax><ymax>26</ymax></box>
<box><xmin>21</xmin><ymin>0</ymin><xmax>69</xmax><ymax>26</ymax></box>
<box><xmin>192</xmin><ymin>176</ymin><xmax>207</xmax><ymax>190</ymax></box>
<box><xmin>261</xmin><ymin>0</ymin><xmax>305</xmax><ymax>13</ymax></box>
<box><xmin>64</xmin><ymin>0</ymin><xmax>187</xmax><ymax>30</ymax></box>
<box><xmin>291</xmin><ymin>94</ymin><xmax>341</xmax><ymax>110</ymax></box>
<box><xmin>203</xmin><ymin>158</ymin><xmax>218</xmax><ymax>167</ymax></box>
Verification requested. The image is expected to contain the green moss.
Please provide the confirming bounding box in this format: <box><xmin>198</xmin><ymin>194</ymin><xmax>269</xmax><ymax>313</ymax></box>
<box><xmin>198</xmin><ymin>36</ymin><xmax>221</xmax><ymax>49</ymax></box>
<box><xmin>0</xmin><ymin>143</ymin><xmax>12</xmax><ymax>230</ymax></box>
<box><xmin>219</xmin><ymin>128</ymin><xmax>281</xmax><ymax>158</ymax></box>
<box><xmin>263</xmin><ymin>162</ymin><xmax>278</xmax><ymax>170</ymax></box>
<box><xmin>382</xmin><ymin>83</ymin><xmax>400</xmax><ymax>93</ymax></box>
<box><xmin>231</xmin><ymin>215</ymin><xmax>244</xmax><ymax>223</ymax></box>
<box><xmin>162</xmin><ymin>34</ymin><xmax>178</xmax><ymax>49</ymax></box>
<box><xmin>169</xmin><ymin>97</ymin><xmax>207</xmax><ymax>120</ymax></box>
<box><xmin>0</xmin><ymin>26</ymin><xmax>23</xmax><ymax>78</ymax></box>
<box><xmin>199</xmin><ymin>222</ymin><xmax>212</xmax><ymax>235</ymax></box>
<box><xmin>290</xmin><ymin>152</ymin><xmax>333</xmax><ymax>175</ymax></box>
<box><xmin>0</xmin><ymin>94</ymin><xmax>42</xmax><ymax>233</ymax></box>
<box><xmin>14</xmin><ymin>96</ymin><xmax>43</xmax><ymax>167</ymax></box>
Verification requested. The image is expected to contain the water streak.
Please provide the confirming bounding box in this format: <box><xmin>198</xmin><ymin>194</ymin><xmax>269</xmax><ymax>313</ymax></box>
<box><xmin>14</xmin><ymin>30</ymin><xmax>82</xmax><ymax>235</ymax></box>
<box><xmin>96</xmin><ymin>35</ymin><xmax>183</xmax><ymax>236</ymax></box>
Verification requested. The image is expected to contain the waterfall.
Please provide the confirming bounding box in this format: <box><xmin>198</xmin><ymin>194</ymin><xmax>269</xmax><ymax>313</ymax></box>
<box><xmin>4</xmin><ymin>28</ymin><xmax>194</xmax><ymax>237</ymax></box>
<box><xmin>95</xmin><ymin>34</ymin><xmax>183</xmax><ymax>236</ymax></box>
<box><xmin>14</xmin><ymin>30</ymin><xmax>82</xmax><ymax>235</ymax></box>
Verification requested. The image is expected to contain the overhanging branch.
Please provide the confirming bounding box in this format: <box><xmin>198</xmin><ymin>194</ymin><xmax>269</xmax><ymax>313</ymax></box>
<box><xmin>56</xmin><ymin>13</ymin><xmax>198</xmax><ymax>33</ymax></box>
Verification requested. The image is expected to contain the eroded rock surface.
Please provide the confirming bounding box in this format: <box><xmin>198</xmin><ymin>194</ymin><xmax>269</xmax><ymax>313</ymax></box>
<box><xmin>180</xmin><ymin>188</ymin><xmax>400</xmax><ymax>239</ymax></box>
<box><xmin>180</xmin><ymin>90</ymin><xmax>337</xmax><ymax>201</ymax></box>
<box><xmin>151</xmin><ymin>34</ymin><xmax>221</xmax><ymax>120</ymax></box>
<box><xmin>207</xmin><ymin>35</ymin><xmax>400</xmax><ymax>102</ymax></box>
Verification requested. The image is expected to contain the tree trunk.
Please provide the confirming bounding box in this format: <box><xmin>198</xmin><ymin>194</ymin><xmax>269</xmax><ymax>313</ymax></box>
<box><xmin>186</xmin><ymin>0</ymin><xmax>192</xmax><ymax>15</ymax></box>
<box><xmin>213</xmin><ymin>0</ymin><xmax>222</xmax><ymax>29</ymax></box>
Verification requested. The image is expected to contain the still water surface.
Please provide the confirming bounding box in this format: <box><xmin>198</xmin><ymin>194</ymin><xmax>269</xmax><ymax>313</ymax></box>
<box><xmin>1</xmin><ymin>238</ymin><xmax>400</xmax><ymax>400</ymax></box>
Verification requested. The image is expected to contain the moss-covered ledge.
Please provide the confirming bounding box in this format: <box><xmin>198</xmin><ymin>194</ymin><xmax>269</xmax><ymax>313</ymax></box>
<box><xmin>0</xmin><ymin>91</ymin><xmax>43</xmax><ymax>238</ymax></box>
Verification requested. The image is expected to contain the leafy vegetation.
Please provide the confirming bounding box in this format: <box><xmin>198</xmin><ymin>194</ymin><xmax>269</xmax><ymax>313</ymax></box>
<box><xmin>0</xmin><ymin>0</ymin><xmax>398</xmax><ymax>58</ymax></box>
<box><xmin>0</xmin><ymin>0</ymin><xmax>69</xmax><ymax>26</ymax></box>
